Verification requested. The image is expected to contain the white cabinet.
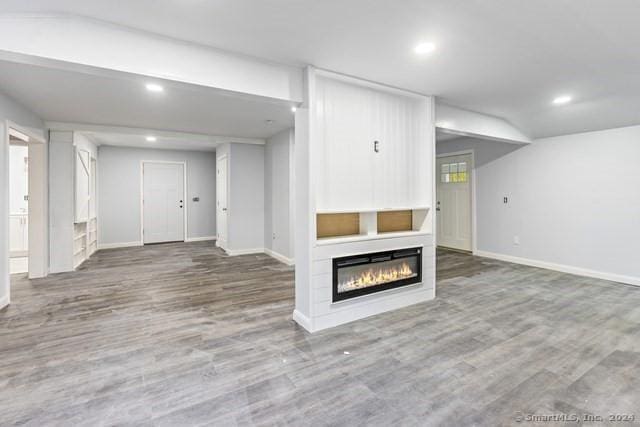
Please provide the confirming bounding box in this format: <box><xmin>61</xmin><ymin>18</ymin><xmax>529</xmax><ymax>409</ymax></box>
<box><xmin>314</xmin><ymin>75</ymin><xmax>432</xmax><ymax>212</ymax></box>
<box><xmin>9</xmin><ymin>214</ymin><xmax>28</xmax><ymax>256</ymax></box>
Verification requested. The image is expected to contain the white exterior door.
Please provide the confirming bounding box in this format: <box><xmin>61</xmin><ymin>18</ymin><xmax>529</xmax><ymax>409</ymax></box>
<box><xmin>216</xmin><ymin>156</ymin><xmax>228</xmax><ymax>249</ymax></box>
<box><xmin>436</xmin><ymin>154</ymin><xmax>472</xmax><ymax>251</ymax></box>
<box><xmin>143</xmin><ymin>162</ymin><xmax>185</xmax><ymax>244</ymax></box>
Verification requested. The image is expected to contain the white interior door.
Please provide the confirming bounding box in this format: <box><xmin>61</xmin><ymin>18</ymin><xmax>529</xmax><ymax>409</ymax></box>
<box><xmin>436</xmin><ymin>154</ymin><xmax>472</xmax><ymax>251</ymax></box>
<box><xmin>143</xmin><ymin>162</ymin><xmax>185</xmax><ymax>244</ymax></box>
<box><xmin>216</xmin><ymin>156</ymin><xmax>228</xmax><ymax>249</ymax></box>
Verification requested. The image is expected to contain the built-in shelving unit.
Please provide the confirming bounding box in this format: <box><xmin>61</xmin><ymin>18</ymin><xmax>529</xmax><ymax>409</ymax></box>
<box><xmin>73</xmin><ymin>143</ymin><xmax>99</xmax><ymax>270</ymax></box>
<box><xmin>88</xmin><ymin>217</ymin><xmax>98</xmax><ymax>256</ymax></box>
<box><xmin>73</xmin><ymin>217</ymin><xmax>98</xmax><ymax>269</ymax></box>
<box><xmin>73</xmin><ymin>222</ymin><xmax>87</xmax><ymax>269</ymax></box>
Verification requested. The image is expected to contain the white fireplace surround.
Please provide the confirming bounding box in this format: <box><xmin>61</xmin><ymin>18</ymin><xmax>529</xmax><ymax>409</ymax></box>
<box><xmin>294</xmin><ymin>67</ymin><xmax>436</xmax><ymax>332</ymax></box>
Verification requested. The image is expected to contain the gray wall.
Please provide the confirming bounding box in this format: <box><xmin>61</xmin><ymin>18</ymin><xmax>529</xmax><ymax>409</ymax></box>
<box><xmin>228</xmin><ymin>143</ymin><xmax>265</xmax><ymax>251</ymax></box>
<box><xmin>437</xmin><ymin>126</ymin><xmax>640</xmax><ymax>281</ymax></box>
<box><xmin>264</xmin><ymin>129</ymin><xmax>294</xmax><ymax>260</ymax></box>
<box><xmin>0</xmin><ymin>91</ymin><xmax>44</xmax><ymax>306</ymax></box>
<box><xmin>49</xmin><ymin>131</ymin><xmax>75</xmax><ymax>273</ymax></box>
<box><xmin>98</xmin><ymin>146</ymin><xmax>216</xmax><ymax>246</ymax></box>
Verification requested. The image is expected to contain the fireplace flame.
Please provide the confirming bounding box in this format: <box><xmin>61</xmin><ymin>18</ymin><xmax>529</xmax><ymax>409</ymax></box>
<box><xmin>339</xmin><ymin>262</ymin><xmax>415</xmax><ymax>292</ymax></box>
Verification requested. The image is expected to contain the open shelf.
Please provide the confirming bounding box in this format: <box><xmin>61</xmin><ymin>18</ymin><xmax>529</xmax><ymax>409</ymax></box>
<box><xmin>315</xmin><ymin>207</ymin><xmax>431</xmax><ymax>244</ymax></box>
<box><xmin>316</xmin><ymin>206</ymin><xmax>430</xmax><ymax>215</ymax></box>
<box><xmin>316</xmin><ymin>230</ymin><xmax>431</xmax><ymax>246</ymax></box>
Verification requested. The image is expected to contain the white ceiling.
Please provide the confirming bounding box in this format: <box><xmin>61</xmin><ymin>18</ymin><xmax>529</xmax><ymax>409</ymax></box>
<box><xmin>0</xmin><ymin>60</ymin><xmax>293</xmax><ymax>140</ymax></box>
<box><xmin>2</xmin><ymin>0</ymin><xmax>640</xmax><ymax>138</ymax></box>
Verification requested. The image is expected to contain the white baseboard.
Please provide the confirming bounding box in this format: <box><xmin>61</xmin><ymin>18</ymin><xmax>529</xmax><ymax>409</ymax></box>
<box><xmin>0</xmin><ymin>294</ymin><xmax>9</xmax><ymax>310</ymax></box>
<box><xmin>224</xmin><ymin>247</ymin><xmax>265</xmax><ymax>256</ymax></box>
<box><xmin>98</xmin><ymin>241</ymin><xmax>143</xmax><ymax>250</ymax></box>
<box><xmin>264</xmin><ymin>248</ymin><xmax>295</xmax><ymax>266</ymax></box>
<box><xmin>185</xmin><ymin>236</ymin><xmax>217</xmax><ymax>242</ymax></box>
<box><xmin>292</xmin><ymin>309</ymin><xmax>312</xmax><ymax>332</ymax></box>
<box><xmin>474</xmin><ymin>250</ymin><xmax>640</xmax><ymax>287</ymax></box>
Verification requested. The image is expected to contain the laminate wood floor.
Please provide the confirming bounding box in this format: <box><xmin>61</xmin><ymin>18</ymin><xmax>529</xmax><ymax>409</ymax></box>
<box><xmin>2</xmin><ymin>242</ymin><xmax>640</xmax><ymax>426</ymax></box>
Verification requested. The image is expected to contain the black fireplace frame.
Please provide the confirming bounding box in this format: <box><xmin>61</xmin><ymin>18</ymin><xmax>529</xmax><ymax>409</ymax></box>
<box><xmin>332</xmin><ymin>247</ymin><xmax>422</xmax><ymax>302</ymax></box>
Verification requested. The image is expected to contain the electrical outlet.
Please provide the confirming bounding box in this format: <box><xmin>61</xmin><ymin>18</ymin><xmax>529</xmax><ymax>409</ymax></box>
<box><xmin>514</xmin><ymin>235</ymin><xmax>520</xmax><ymax>245</ymax></box>
<box><xmin>272</xmin><ymin>232</ymin><xmax>276</xmax><ymax>240</ymax></box>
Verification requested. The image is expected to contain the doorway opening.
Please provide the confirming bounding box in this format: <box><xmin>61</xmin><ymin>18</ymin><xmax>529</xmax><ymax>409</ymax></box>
<box><xmin>5</xmin><ymin>123</ymin><xmax>47</xmax><ymax>307</ymax></box>
<box><xmin>436</xmin><ymin>151</ymin><xmax>474</xmax><ymax>252</ymax></box>
<box><xmin>9</xmin><ymin>135</ymin><xmax>29</xmax><ymax>274</ymax></box>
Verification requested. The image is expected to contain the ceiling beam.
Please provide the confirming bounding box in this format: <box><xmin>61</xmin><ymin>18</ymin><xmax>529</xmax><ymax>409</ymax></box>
<box><xmin>0</xmin><ymin>13</ymin><xmax>303</xmax><ymax>105</ymax></box>
<box><xmin>436</xmin><ymin>103</ymin><xmax>531</xmax><ymax>144</ymax></box>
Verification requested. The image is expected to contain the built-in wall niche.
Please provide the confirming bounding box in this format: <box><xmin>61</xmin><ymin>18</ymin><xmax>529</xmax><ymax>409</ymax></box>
<box><xmin>377</xmin><ymin>210</ymin><xmax>412</xmax><ymax>233</ymax></box>
<box><xmin>317</xmin><ymin>213</ymin><xmax>360</xmax><ymax>238</ymax></box>
<box><xmin>316</xmin><ymin>208</ymin><xmax>431</xmax><ymax>243</ymax></box>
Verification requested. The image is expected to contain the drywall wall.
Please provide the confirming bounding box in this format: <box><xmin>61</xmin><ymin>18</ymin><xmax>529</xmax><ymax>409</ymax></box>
<box><xmin>229</xmin><ymin>143</ymin><xmax>265</xmax><ymax>252</ymax></box>
<box><xmin>0</xmin><ymin>90</ymin><xmax>45</xmax><ymax>308</ymax></box>
<box><xmin>264</xmin><ymin>129</ymin><xmax>294</xmax><ymax>263</ymax></box>
<box><xmin>216</xmin><ymin>142</ymin><xmax>265</xmax><ymax>254</ymax></box>
<box><xmin>48</xmin><ymin>131</ymin><xmax>75</xmax><ymax>273</ymax></box>
<box><xmin>98</xmin><ymin>146</ymin><xmax>216</xmax><ymax>247</ymax></box>
<box><xmin>437</xmin><ymin>126</ymin><xmax>640</xmax><ymax>283</ymax></box>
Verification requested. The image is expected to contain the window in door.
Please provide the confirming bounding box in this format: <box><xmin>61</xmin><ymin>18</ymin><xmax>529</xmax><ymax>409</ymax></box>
<box><xmin>440</xmin><ymin>161</ymin><xmax>468</xmax><ymax>184</ymax></box>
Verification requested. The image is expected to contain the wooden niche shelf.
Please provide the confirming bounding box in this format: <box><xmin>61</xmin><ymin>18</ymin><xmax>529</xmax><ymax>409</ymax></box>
<box><xmin>377</xmin><ymin>210</ymin><xmax>413</xmax><ymax>233</ymax></box>
<box><xmin>317</xmin><ymin>213</ymin><xmax>360</xmax><ymax>238</ymax></box>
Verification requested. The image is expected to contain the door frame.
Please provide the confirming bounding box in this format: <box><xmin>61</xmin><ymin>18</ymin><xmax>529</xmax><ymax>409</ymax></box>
<box><xmin>4</xmin><ymin>120</ymin><xmax>47</xmax><ymax>308</ymax></box>
<box><xmin>139</xmin><ymin>160</ymin><xmax>188</xmax><ymax>244</ymax></box>
<box><xmin>436</xmin><ymin>150</ymin><xmax>477</xmax><ymax>253</ymax></box>
<box><xmin>215</xmin><ymin>154</ymin><xmax>228</xmax><ymax>250</ymax></box>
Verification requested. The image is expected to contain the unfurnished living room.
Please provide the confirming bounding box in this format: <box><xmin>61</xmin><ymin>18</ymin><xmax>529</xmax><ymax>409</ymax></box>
<box><xmin>1</xmin><ymin>1</ymin><xmax>639</xmax><ymax>426</ymax></box>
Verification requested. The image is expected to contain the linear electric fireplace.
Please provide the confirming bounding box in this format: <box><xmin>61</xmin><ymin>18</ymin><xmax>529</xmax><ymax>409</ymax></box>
<box><xmin>333</xmin><ymin>247</ymin><xmax>422</xmax><ymax>302</ymax></box>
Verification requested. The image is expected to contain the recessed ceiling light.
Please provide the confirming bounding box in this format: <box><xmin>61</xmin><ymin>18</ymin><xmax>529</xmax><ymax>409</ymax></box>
<box><xmin>414</xmin><ymin>42</ymin><xmax>436</xmax><ymax>55</ymax></box>
<box><xmin>266</xmin><ymin>120</ymin><xmax>274</xmax><ymax>125</ymax></box>
<box><xmin>291</xmin><ymin>107</ymin><xmax>297</xmax><ymax>113</ymax></box>
<box><xmin>552</xmin><ymin>95</ymin><xmax>572</xmax><ymax>105</ymax></box>
<box><xmin>145</xmin><ymin>136</ymin><xmax>157</xmax><ymax>142</ymax></box>
<box><xmin>145</xmin><ymin>83</ymin><xmax>164</xmax><ymax>93</ymax></box>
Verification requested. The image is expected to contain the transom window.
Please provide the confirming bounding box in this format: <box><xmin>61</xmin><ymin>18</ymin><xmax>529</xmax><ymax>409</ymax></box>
<box><xmin>440</xmin><ymin>162</ymin><xmax>468</xmax><ymax>183</ymax></box>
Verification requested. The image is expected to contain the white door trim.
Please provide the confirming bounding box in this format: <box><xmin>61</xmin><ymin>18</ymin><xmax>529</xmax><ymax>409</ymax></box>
<box><xmin>436</xmin><ymin>150</ymin><xmax>476</xmax><ymax>253</ymax></box>
<box><xmin>140</xmin><ymin>160</ymin><xmax>188</xmax><ymax>244</ymax></box>
<box><xmin>4</xmin><ymin>120</ymin><xmax>47</xmax><ymax>308</ymax></box>
<box><xmin>215</xmin><ymin>154</ymin><xmax>228</xmax><ymax>250</ymax></box>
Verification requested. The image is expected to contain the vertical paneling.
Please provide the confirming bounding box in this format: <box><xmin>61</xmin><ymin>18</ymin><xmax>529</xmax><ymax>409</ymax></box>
<box><xmin>315</xmin><ymin>75</ymin><xmax>432</xmax><ymax>212</ymax></box>
<box><xmin>315</xmin><ymin>77</ymin><xmax>374</xmax><ymax>211</ymax></box>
